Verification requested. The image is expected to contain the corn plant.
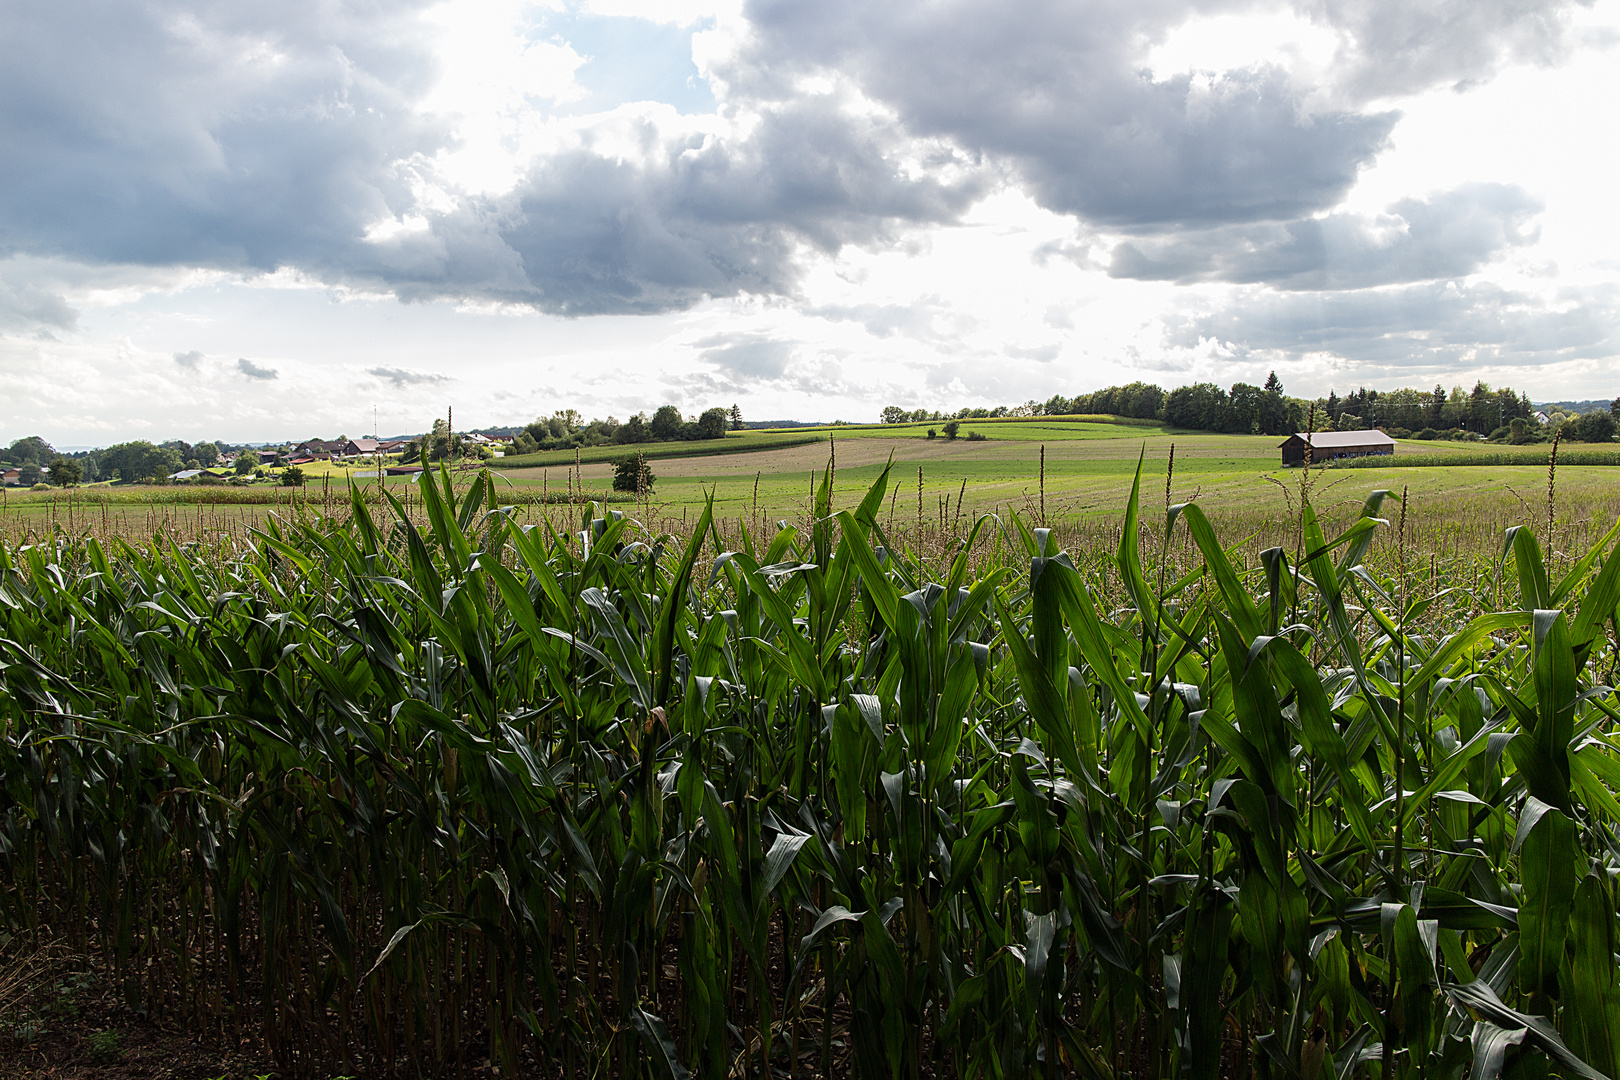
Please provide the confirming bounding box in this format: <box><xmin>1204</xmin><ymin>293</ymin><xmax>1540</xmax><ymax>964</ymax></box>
<box><xmin>0</xmin><ymin>460</ymin><xmax>1618</xmax><ymax>1079</ymax></box>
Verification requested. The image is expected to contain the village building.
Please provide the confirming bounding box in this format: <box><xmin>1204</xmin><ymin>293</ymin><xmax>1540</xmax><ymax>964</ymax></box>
<box><xmin>292</xmin><ymin>439</ymin><xmax>345</xmax><ymax>460</ymax></box>
<box><xmin>1279</xmin><ymin>429</ymin><xmax>1396</xmax><ymax>467</ymax></box>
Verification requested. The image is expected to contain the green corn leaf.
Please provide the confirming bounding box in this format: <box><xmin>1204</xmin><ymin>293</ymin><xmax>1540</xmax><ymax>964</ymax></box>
<box><xmin>655</xmin><ymin>495</ymin><xmax>714</xmax><ymax>706</ymax></box>
<box><xmin>630</xmin><ymin>1004</ymin><xmax>690</xmax><ymax>1080</ymax></box>
<box><xmin>1567</xmin><ymin>874</ymin><xmax>1620</xmax><ymax>1076</ymax></box>
<box><xmin>1503</xmin><ymin>526</ymin><xmax>1552</xmax><ymax>611</ymax></box>
<box><xmin>1515</xmin><ymin>798</ymin><xmax>1579</xmax><ymax>999</ymax></box>
<box><xmin>1444</xmin><ymin>980</ymin><xmax>1612</xmax><ymax>1079</ymax></box>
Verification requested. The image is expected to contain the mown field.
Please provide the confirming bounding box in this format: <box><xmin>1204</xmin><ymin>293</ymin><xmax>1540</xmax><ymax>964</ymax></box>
<box><xmin>487</xmin><ymin>428</ymin><xmax>1620</xmax><ymax>566</ymax></box>
<box><xmin>3</xmin><ymin>453</ymin><xmax>1620</xmax><ymax>1079</ymax></box>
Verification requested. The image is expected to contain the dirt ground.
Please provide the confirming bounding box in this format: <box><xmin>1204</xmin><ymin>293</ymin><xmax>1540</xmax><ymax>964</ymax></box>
<box><xmin>0</xmin><ymin>936</ymin><xmax>273</xmax><ymax>1080</ymax></box>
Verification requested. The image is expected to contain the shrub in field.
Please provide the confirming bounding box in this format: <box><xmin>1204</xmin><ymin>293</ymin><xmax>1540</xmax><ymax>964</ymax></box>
<box><xmin>279</xmin><ymin>465</ymin><xmax>305</xmax><ymax>487</ymax></box>
<box><xmin>612</xmin><ymin>455</ymin><xmax>654</xmax><ymax>492</ymax></box>
<box><xmin>943</xmin><ymin>420</ymin><xmax>960</xmax><ymax>439</ymax></box>
<box><xmin>4</xmin><ymin>463</ymin><xmax>1620</xmax><ymax>1080</ymax></box>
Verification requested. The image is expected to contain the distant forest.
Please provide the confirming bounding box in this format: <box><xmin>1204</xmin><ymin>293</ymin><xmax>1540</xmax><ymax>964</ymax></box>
<box><xmin>886</xmin><ymin>377</ymin><xmax>1619</xmax><ymax>443</ymax></box>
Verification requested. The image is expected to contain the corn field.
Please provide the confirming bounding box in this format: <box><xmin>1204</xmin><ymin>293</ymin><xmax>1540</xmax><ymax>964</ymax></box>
<box><xmin>2</xmin><ymin>460</ymin><xmax>1620</xmax><ymax>1079</ymax></box>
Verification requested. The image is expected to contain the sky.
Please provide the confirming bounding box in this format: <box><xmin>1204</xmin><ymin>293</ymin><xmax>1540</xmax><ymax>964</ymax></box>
<box><xmin>2</xmin><ymin>0</ymin><xmax>1618</xmax><ymax>445</ymax></box>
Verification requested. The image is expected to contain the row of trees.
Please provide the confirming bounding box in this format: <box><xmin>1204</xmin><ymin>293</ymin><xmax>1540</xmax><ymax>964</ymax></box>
<box><xmin>881</xmin><ymin>402</ymin><xmax>1042</xmax><ymax>424</ymax></box>
<box><xmin>879</xmin><ymin>377</ymin><xmax>1598</xmax><ymax>440</ymax></box>
<box><xmin>1324</xmin><ymin>383</ymin><xmax>1533</xmax><ymax>434</ymax></box>
<box><xmin>509</xmin><ymin>405</ymin><xmax>740</xmax><ymax>456</ymax></box>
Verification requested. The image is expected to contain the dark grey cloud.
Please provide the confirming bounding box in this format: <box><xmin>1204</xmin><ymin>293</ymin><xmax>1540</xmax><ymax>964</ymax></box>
<box><xmin>735</xmin><ymin>0</ymin><xmax>1585</xmax><ymax>229</ymax></box>
<box><xmin>734</xmin><ymin>0</ymin><xmax>1390</xmax><ymax>229</ymax></box>
<box><xmin>478</xmin><ymin>101</ymin><xmax>983</xmax><ymax>314</ymax></box>
<box><xmin>1170</xmin><ymin>281</ymin><xmax>1619</xmax><ymax>370</ymax></box>
<box><xmin>237</xmin><ymin>357</ymin><xmax>278</xmax><ymax>380</ymax></box>
<box><xmin>173</xmin><ymin>350</ymin><xmax>204</xmax><ymax>369</ymax></box>
<box><xmin>1109</xmin><ymin>183</ymin><xmax>1542</xmax><ymax>288</ymax></box>
<box><xmin>368</xmin><ymin>365</ymin><xmax>450</xmax><ymax>387</ymax></box>
<box><xmin>691</xmin><ymin>332</ymin><xmax>795</xmax><ymax>379</ymax></box>
<box><xmin>0</xmin><ymin>1</ymin><xmax>444</xmax><ymax>272</ymax></box>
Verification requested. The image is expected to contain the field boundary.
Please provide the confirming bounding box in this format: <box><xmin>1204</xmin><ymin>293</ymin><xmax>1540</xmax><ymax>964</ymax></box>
<box><xmin>498</xmin><ymin>432</ymin><xmax>825</xmax><ymax>470</ymax></box>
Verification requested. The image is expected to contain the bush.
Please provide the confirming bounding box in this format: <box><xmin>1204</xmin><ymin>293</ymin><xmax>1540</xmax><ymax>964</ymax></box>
<box><xmin>943</xmin><ymin>421</ymin><xmax>960</xmax><ymax>439</ymax></box>
<box><xmin>926</xmin><ymin>428</ymin><xmax>937</xmax><ymax>439</ymax></box>
<box><xmin>30</xmin><ymin>482</ymin><xmax>49</xmax><ymax>491</ymax></box>
<box><xmin>612</xmin><ymin>457</ymin><xmax>654</xmax><ymax>493</ymax></box>
<box><xmin>1570</xmin><ymin>411</ymin><xmax>1617</xmax><ymax>443</ymax></box>
<box><xmin>966</xmin><ymin>430</ymin><xmax>988</xmax><ymax>441</ymax></box>
<box><xmin>280</xmin><ymin>466</ymin><xmax>306</xmax><ymax>487</ymax></box>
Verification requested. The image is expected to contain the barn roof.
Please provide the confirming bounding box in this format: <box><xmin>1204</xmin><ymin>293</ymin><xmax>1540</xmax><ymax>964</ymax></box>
<box><xmin>1280</xmin><ymin>430</ymin><xmax>1396</xmax><ymax>448</ymax></box>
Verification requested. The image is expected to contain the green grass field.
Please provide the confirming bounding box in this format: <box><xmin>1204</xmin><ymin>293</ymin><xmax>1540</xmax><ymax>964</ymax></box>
<box><xmin>482</xmin><ymin>425</ymin><xmax>1617</xmax><ymax>558</ymax></box>
<box><xmin>5</xmin><ymin>423</ymin><xmax>1614</xmax><ymax>559</ymax></box>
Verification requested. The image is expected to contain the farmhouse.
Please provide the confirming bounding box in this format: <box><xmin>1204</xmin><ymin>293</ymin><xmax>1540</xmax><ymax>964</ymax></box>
<box><xmin>1279</xmin><ymin>429</ymin><xmax>1395</xmax><ymax>467</ymax></box>
<box><xmin>292</xmin><ymin>439</ymin><xmax>345</xmax><ymax>460</ymax></box>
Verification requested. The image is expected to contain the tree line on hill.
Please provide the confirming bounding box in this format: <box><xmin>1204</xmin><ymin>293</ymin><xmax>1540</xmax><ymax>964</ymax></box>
<box><xmin>0</xmin><ymin>436</ymin><xmax>254</xmax><ymax>486</ymax></box>
<box><xmin>883</xmin><ymin>378</ymin><xmax>1620</xmax><ymax>443</ymax></box>
<box><xmin>502</xmin><ymin>404</ymin><xmax>743</xmax><ymax>456</ymax></box>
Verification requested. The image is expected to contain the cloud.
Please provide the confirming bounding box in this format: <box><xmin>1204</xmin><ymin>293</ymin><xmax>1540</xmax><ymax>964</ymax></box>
<box><xmin>467</xmin><ymin>100</ymin><xmax>984</xmax><ymax>314</ymax></box>
<box><xmin>173</xmin><ymin>349</ymin><xmax>204</xmax><ymax>369</ymax></box>
<box><xmin>0</xmin><ymin>278</ymin><xmax>76</xmax><ymax>332</ymax></box>
<box><xmin>1108</xmin><ymin>183</ymin><xmax>1543</xmax><ymax>288</ymax></box>
<box><xmin>691</xmin><ymin>331</ymin><xmax>795</xmax><ymax>379</ymax></box>
<box><xmin>237</xmin><ymin>357</ymin><xmax>278</xmax><ymax>380</ymax></box>
<box><xmin>734</xmin><ymin>0</ymin><xmax>1400</xmax><ymax>229</ymax></box>
<box><xmin>1004</xmin><ymin>342</ymin><xmax>1062</xmax><ymax>363</ymax></box>
<box><xmin>1169</xmin><ymin>281</ymin><xmax>1620</xmax><ymax>371</ymax></box>
<box><xmin>734</xmin><ymin>0</ymin><xmax>1591</xmax><ymax>230</ymax></box>
<box><xmin>808</xmin><ymin>297</ymin><xmax>960</xmax><ymax>341</ymax></box>
<box><xmin>0</xmin><ymin>1</ymin><xmax>984</xmax><ymax>316</ymax></box>
<box><xmin>0</xmin><ymin>0</ymin><xmax>1598</xmax><ymax>365</ymax></box>
<box><xmin>0</xmin><ymin>2</ymin><xmax>447</xmax><ymax>272</ymax></box>
<box><xmin>368</xmin><ymin>365</ymin><xmax>450</xmax><ymax>387</ymax></box>
<box><xmin>1312</xmin><ymin>0</ymin><xmax>1591</xmax><ymax>104</ymax></box>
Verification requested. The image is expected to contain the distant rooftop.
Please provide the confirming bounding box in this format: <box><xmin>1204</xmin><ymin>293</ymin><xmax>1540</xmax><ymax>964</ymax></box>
<box><xmin>1284</xmin><ymin>430</ymin><xmax>1396</xmax><ymax>448</ymax></box>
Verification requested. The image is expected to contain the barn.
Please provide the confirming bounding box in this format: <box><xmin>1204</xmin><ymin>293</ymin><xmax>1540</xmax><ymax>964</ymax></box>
<box><xmin>1279</xmin><ymin>430</ymin><xmax>1396</xmax><ymax>467</ymax></box>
